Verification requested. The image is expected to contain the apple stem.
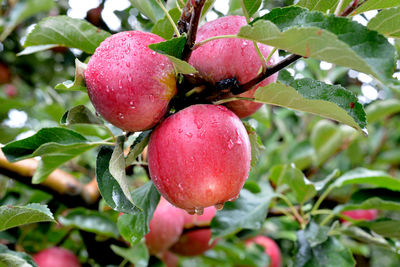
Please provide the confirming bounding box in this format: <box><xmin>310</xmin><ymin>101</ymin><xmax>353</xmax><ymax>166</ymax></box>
<box><xmin>176</xmin><ymin>0</ymin><xmax>207</xmax><ymax>61</ymax></box>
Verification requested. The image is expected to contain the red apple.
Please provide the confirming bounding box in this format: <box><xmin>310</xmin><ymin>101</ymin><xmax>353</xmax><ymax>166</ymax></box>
<box><xmin>0</xmin><ymin>63</ymin><xmax>11</xmax><ymax>84</ymax></box>
<box><xmin>170</xmin><ymin>228</ymin><xmax>217</xmax><ymax>256</ymax></box>
<box><xmin>189</xmin><ymin>16</ymin><xmax>278</xmax><ymax>118</ymax></box>
<box><xmin>85</xmin><ymin>31</ymin><xmax>177</xmax><ymax>132</ymax></box>
<box><xmin>246</xmin><ymin>236</ymin><xmax>282</xmax><ymax>267</ymax></box>
<box><xmin>148</xmin><ymin>104</ymin><xmax>251</xmax><ymax>213</ymax></box>
<box><xmin>33</xmin><ymin>247</ymin><xmax>81</xmax><ymax>267</ymax></box>
<box><xmin>3</xmin><ymin>84</ymin><xmax>18</xmax><ymax>98</ymax></box>
<box><xmin>145</xmin><ymin>197</ymin><xmax>185</xmax><ymax>256</ymax></box>
<box><xmin>340</xmin><ymin>209</ymin><xmax>378</xmax><ymax>222</ymax></box>
<box><xmin>161</xmin><ymin>251</ymin><xmax>179</xmax><ymax>267</ymax></box>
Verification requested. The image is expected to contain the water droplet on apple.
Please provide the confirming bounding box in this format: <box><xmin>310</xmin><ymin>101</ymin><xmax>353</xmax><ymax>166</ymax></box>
<box><xmin>118</xmin><ymin>113</ymin><xmax>124</xmax><ymax>119</ymax></box>
<box><xmin>127</xmin><ymin>74</ymin><xmax>132</xmax><ymax>82</ymax></box>
<box><xmin>149</xmin><ymin>94</ymin><xmax>155</xmax><ymax>102</ymax></box>
<box><xmin>151</xmin><ymin>51</ymin><xmax>156</xmax><ymax>55</ymax></box>
<box><xmin>118</xmin><ymin>80</ymin><xmax>123</xmax><ymax>89</ymax></box>
<box><xmin>129</xmin><ymin>101</ymin><xmax>136</xmax><ymax>109</ymax></box>
<box><xmin>227</xmin><ymin>139</ymin><xmax>234</xmax><ymax>149</ymax></box>
<box><xmin>185</xmin><ymin>132</ymin><xmax>192</xmax><ymax>138</ymax></box>
<box><xmin>178</xmin><ymin>129</ymin><xmax>183</xmax><ymax>133</ymax></box>
<box><xmin>186</xmin><ymin>208</ymin><xmax>195</xmax><ymax>215</ymax></box>
<box><xmin>214</xmin><ymin>203</ymin><xmax>224</xmax><ymax>210</ymax></box>
<box><xmin>194</xmin><ymin>118</ymin><xmax>204</xmax><ymax>129</ymax></box>
<box><xmin>194</xmin><ymin>207</ymin><xmax>204</xmax><ymax>215</ymax></box>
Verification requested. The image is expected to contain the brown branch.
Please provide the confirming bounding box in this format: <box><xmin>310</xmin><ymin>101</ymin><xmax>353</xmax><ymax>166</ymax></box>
<box><xmin>340</xmin><ymin>0</ymin><xmax>364</xmax><ymax>17</ymax></box>
<box><xmin>176</xmin><ymin>0</ymin><xmax>207</xmax><ymax>61</ymax></box>
<box><xmin>0</xmin><ymin>151</ymin><xmax>100</xmax><ymax>208</ymax></box>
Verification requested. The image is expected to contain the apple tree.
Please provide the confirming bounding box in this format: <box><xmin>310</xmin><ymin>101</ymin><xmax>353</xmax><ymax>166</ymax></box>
<box><xmin>1</xmin><ymin>0</ymin><xmax>400</xmax><ymax>266</ymax></box>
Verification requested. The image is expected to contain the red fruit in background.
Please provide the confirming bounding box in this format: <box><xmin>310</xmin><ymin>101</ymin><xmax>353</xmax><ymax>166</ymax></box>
<box><xmin>33</xmin><ymin>247</ymin><xmax>81</xmax><ymax>267</ymax></box>
<box><xmin>148</xmin><ymin>104</ymin><xmax>251</xmax><ymax>213</ymax></box>
<box><xmin>0</xmin><ymin>63</ymin><xmax>11</xmax><ymax>84</ymax></box>
<box><xmin>341</xmin><ymin>209</ymin><xmax>378</xmax><ymax>222</ymax></box>
<box><xmin>161</xmin><ymin>251</ymin><xmax>179</xmax><ymax>267</ymax></box>
<box><xmin>145</xmin><ymin>197</ymin><xmax>185</xmax><ymax>256</ymax></box>
<box><xmin>3</xmin><ymin>84</ymin><xmax>18</xmax><ymax>98</ymax></box>
<box><xmin>170</xmin><ymin>228</ymin><xmax>217</xmax><ymax>256</ymax></box>
<box><xmin>246</xmin><ymin>236</ymin><xmax>282</xmax><ymax>267</ymax></box>
<box><xmin>189</xmin><ymin>16</ymin><xmax>278</xmax><ymax>118</ymax></box>
<box><xmin>85</xmin><ymin>31</ymin><xmax>177</xmax><ymax>132</ymax></box>
<box><xmin>86</xmin><ymin>5</ymin><xmax>103</xmax><ymax>26</ymax></box>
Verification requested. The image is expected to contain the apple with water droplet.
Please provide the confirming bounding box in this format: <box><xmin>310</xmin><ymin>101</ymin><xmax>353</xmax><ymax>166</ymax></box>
<box><xmin>85</xmin><ymin>31</ymin><xmax>177</xmax><ymax>132</ymax></box>
<box><xmin>189</xmin><ymin>16</ymin><xmax>278</xmax><ymax>118</ymax></box>
<box><xmin>148</xmin><ymin>104</ymin><xmax>251</xmax><ymax>213</ymax></box>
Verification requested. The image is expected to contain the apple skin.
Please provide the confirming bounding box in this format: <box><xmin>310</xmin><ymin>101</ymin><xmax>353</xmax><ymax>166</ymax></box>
<box><xmin>33</xmin><ymin>247</ymin><xmax>81</xmax><ymax>267</ymax></box>
<box><xmin>161</xmin><ymin>251</ymin><xmax>179</xmax><ymax>267</ymax></box>
<box><xmin>148</xmin><ymin>104</ymin><xmax>251</xmax><ymax>212</ymax></box>
<box><xmin>3</xmin><ymin>84</ymin><xmax>18</xmax><ymax>98</ymax></box>
<box><xmin>0</xmin><ymin>63</ymin><xmax>11</xmax><ymax>84</ymax></box>
<box><xmin>189</xmin><ymin>16</ymin><xmax>278</xmax><ymax>118</ymax></box>
<box><xmin>145</xmin><ymin>197</ymin><xmax>185</xmax><ymax>256</ymax></box>
<box><xmin>170</xmin><ymin>228</ymin><xmax>217</xmax><ymax>256</ymax></box>
<box><xmin>85</xmin><ymin>31</ymin><xmax>177</xmax><ymax>132</ymax></box>
<box><xmin>246</xmin><ymin>236</ymin><xmax>282</xmax><ymax>267</ymax></box>
<box><xmin>341</xmin><ymin>209</ymin><xmax>378</xmax><ymax>222</ymax></box>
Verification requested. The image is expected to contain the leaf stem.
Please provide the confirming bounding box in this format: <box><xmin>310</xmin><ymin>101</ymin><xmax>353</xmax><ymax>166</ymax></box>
<box><xmin>213</xmin><ymin>96</ymin><xmax>256</xmax><ymax>105</ymax></box>
<box><xmin>320</xmin><ymin>213</ymin><xmax>336</xmax><ymax>226</ymax></box>
<box><xmin>193</xmin><ymin>34</ymin><xmax>240</xmax><ymax>49</ymax></box>
<box><xmin>156</xmin><ymin>0</ymin><xmax>181</xmax><ymax>37</ymax></box>
<box><xmin>276</xmin><ymin>193</ymin><xmax>306</xmax><ymax>228</ymax></box>
<box><xmin>311</xmin><ymin>186</ymin><xmax>334</xmax><ymax>214</ymax></box>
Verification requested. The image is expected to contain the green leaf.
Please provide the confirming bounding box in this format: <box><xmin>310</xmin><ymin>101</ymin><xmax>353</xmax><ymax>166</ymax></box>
<box><xmin>55</xmin><ymin>58</ymin><xmax>87</xmax><ymax>92</ymax></box>
<box><xmin>355</xmin><ymin>0</ymin><xmax>400</xmax><ymax>15</ymax></box>
<box><xmin>17</xmin><ymin>44</ymin><xmax>58</xmax><ymax>56</ymax></box>
<box><xmin>254</xmin><ymin>76</ymin><xmax>367</xmax><ymax>133</ymax></box>
<box><xmin>239</xmin><ymin>6</ymin><xmax>396</xmax><ymax>82</ymax></box>
<box><xmin>243</xmin><ymin>0</ymin><xmax>262</xmax><ymax>17</ymax></box>
<box><xmin>269</xmin><ymin>164</ymin><xmax>316</xmax><ymax>204</ymax></box>
<box><xmin>0</xmin><ymin>204</ymin><xmax>54</xmax><ymax>231</ymax></box>
<box><xmin>330</xmin><ymin>168</ymin><xmax>400</xmax><ymax>192</ymax></box>
<box><xmin>377</xmin><ymin>149</ymin><xmax>400</xmax><ymax>165</ymax></box>
<box><xmin>243</xmin><ymin>122</ymin><xmax>264</xmax><ymax>167</ymax></box>
<box><xmin>0</xmin><ymin>244</ymin><xmax>38</xmax><ymax>267</ymax></box>
<box><xmin>1</xmin><ymin>128</ymin><xmax>99</xmax><ymax>183</ymax></box>
<box><xmin>111</xmin><ymin>243</ymin><xmax>149</xmax><ymax>267</ymax></box>
<box><xmin>130</xmin><ymin>0</ymin><xmax>165</xmax><ymax>23</ymax></box>
<box><xmin>0</xmin><ymin>0</ymin><xmax>55</xmax><ymax>41</ymax></box>
<box><xmin>61</xmin><ymin>105</ymin><xmax>103</xmax><ymax>125</ymax></box>
<box><xmin>151</xmin><ymin>8</ymin><xmax>181</xmax><ymax>39</ymax></box>
<box><xmin>335</xmin><ymin>188</ymin><xmax>400</xmax><ymax>212</ymax></box>
<box><xmin>58</xmin><ymin>208</ymin><xmax>119</xmax><ymax>238</ymax></box>
<box><xmin>295</xmin><ymin>0</ymin><xmax>352</xmax><ymax>13</ymax></box>
<box><xmin>310</xmin><ymin>120</ymin><xmax>343</xmax><ymax>166</ymax></box>
<box><xmin>211</xmin><ymin>182</ymin><xmax>275</xmax><ymax>238</ymax></box>
<box><xmin>366</xmin><ymin>99</ymin><xmax>400</xmax><ymax>123</ymax></box>
<box><xmin>24</xmin><ymin>16</ymin><xmax>111</xmax><ymax>54</ymax></box>
<box><xmin>125</xmin><ymin>131</ymin><xmax>151</xmax><ymax>167</ymax></box>
<box><xmin>294</xmin><ymin>222</ymin><xmax>355</xmax><ymax>267</ymax></box>
<box><xmin>117</xmin><ymin>182</ymin><xmax>160</xmax><ymax>244</ymax></box>
<box><xmin>149</xmin><ymin>36</ymin><xmax>199</xmax><ymax>74</ymax></box>
<box><xmin>109</xmin><ymin>136</ymin><xmax>136</xmax><ymax>206</ymax></box>
<box><xmin>4</xmin><ymin>130</ymin><xmax>95</xmax><ymax>182</ymax></box>
<box><xmin>368</xmin><ymin>7</ymin><xmax>400</xmax><ymax>38</ymax></box>
<box><xmin>96</xmin><ymin>146</ymin><xmax>139</xmax><ymax>214</ymax></box>
<box><xmin>355</xmin><ymin>219</ymin><xmax>400</xmax><ymax>239</ymax></box>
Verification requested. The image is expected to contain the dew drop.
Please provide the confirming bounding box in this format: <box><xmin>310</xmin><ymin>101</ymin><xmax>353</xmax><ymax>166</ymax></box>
<box><xmin>227</xmin><ymin>139</ymin><xmax>234</xmax><ymax>149</ymax></box>
<box><xmin>242</xmin><ymin>41</ymin><xmax>248</xmax><ymax>46</ymax></box>
<box><xmin>149</xmin><ymin>94</ymin><xmax>155</xmax><ymax>102</ymax></box>
<box><xmin>194</xmin><ymin>207</ymin><xmax>204</xmax><ymax>215</ymax></box>
<box><xmin>106</xmin><ymin>85</ymin><xmax>110</xmax><ymax>93</ymax></box>
<box><xmin>214</xmin><ymin>203</ymin><xmax>224</xmax><ymax>210</ymax></box>
<box><xmin>178</xmin><ymin>128</ymin><xmax>183</xmax><ymax>133</ymax></box>
<box><xmin>118</xmin><ymin>80</ymin><xmax>123</xmax><ymax>89</ymax></box>
<box><xmin>228</xmin><ymin>194</ymin><xmax>240</xmax><ymax>202</ymax></box>
<box><xmin>185</xmin><ymin>132</ymin><xmax>193</xmax><ymax>138</ymax></box>
<box><xmin>190</xmin><ymin>156</ymin><xmax>195</xmax><ymax>162</ymax></box>
<box><xmin>127</xmin><ymin>74</ymin><xmax>133</xmax><ymax>83</ymax></box>
<box><xmin>118</xmin><ymin>113</ymin><xmax>124</xmax><ymax>119</ymax></box>
<box><xmin>126</xmin><ymin>61</ymin><xmax>131</xmax><ymax>68</ymax></box>
<box><xmin>186</xmin><ymin>208</ymin><xmax>195</xmax><ymax>215</ymax></box>
<box><xmin>129</xmin><ymin>101</ymin><xmax>136</xmax><ymax>109</ymax></box>
<box><xmin>151</xmin><ymin>51</ymin><xmax>156</xmax><ymax>55</ymax></box>
<box><xmin>194</xmin><ymin>118</ymin><xmax>204</xmax><ymax>129</ymax></box>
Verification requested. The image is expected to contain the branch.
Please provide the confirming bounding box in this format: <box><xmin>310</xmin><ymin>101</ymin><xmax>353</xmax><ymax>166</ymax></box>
<box><xmin>232</xmin><ymin>54</ymin><xmax>302</xmax><ymax>95</ymax></box>
<box><xmin>340</xmin><ymin>0</ymin><xmax>362</xmax><ymax>17</ymax></box>
<box><xmin>176</xmin><ymin>0</ymin><xmax>207</xmax><ymax>61</ymax></box>
<box><xmin>0</xmin><ymin>151</ymin><xmax>100</xmax><ymax>208</ymax></box>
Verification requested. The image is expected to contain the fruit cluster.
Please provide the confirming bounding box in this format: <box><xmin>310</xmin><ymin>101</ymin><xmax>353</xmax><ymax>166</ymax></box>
<box><xmin>143</xmin><ymin>197</ymin><xmax>281</xmax><ymax>267</ymax></box>
<box><xmin>84</xmin><ymin>16</ymin><xmax>277</xmax><ymax>214</ymax></box>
